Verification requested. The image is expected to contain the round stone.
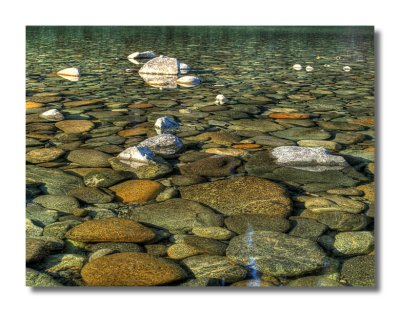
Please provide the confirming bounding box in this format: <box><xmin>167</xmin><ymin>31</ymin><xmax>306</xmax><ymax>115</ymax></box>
<box><xmin>26</xmin><ymin>147</ymin><xmax>65</xmax><ymax>163</ymax></box>
<box><xmin>65</xmin><ymin>218</ymin><xmax>155</xmax><ymax>243</ymax></box>
<box><xmin>67</xmin><ymin>149</ymin><xmax>111</xmax><ymax>167</ymax></box>
<box><xmin>81</xmin><ymin>252</ymin><xmax>187</xmax><ymax>286</ymax></box>
<box><xmin>55</xmin><ymin>120</ymin><xmax>95</xmax><ymax>134</ymax></box>
<box><xmin>109</xmin><ymin>180</ymin><xmax>163</xmax><ymax>204</ymax></box>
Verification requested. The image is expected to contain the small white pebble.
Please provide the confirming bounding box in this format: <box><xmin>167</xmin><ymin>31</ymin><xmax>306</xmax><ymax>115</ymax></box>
<box><xmin>293</xmin><ymin>64</ymin><xmax>302</xmax><ymax>71</ymax></box>
<box><xmin>343</xmin><ymin>66</ymin><xmax>352</xmax><ymax>72</ymax></box>
<box><xmin>305</xmin><ymin>66</ymin><xmax>314</xmax><ymax>72</ymax></box>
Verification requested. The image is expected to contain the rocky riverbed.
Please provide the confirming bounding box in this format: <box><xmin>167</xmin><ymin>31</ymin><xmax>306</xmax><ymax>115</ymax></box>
<box><xmin>26</xmin><ymin>26</ymin><xmax>375</xmax><ymax>287</ymax></box>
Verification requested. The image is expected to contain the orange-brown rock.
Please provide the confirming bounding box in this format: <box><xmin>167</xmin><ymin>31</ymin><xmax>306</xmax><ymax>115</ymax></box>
<box><xmin>109</xmin><ymin>180</ymin><xmax>163</xmax><ymax>204</ymax></box>
<box><xmin>65</xmin><ymin>218</ymin><xmax>155</xmax><ymax>243</ymax></box>
<box><xmin>63</xmin><ymin>99</ymin><xmax>103</xmax><ymax>107</ymax></box>
<box><xmin>128</xmin><ymin>103</ymin><xmax>153</xmax><ymax>109</ymax></box>
<box><xmin>26</xmin><ymin>133</ymin><xmax>54</xmax><ymax>139</ymax></box>
<box><xmin>288</xmin><ymin>94</ymin><xmax>316</xmax><ymax>101</ymax></box>
<box><xmin>26</xmin><ymin>147</ymin><xmax>65</xmax><ymax>163</ymax></box>
<box><xmin>232</xmin><ymin>143</ymin><xmax>262</xmax><ymax>149</ymax></box>
<box><xmin>55</xmin><ymin>120</ymin><xmax>95</xmax><ymax>133</ymax></box>
<box><xmin>26</xmin><ymin>101</ymin><xmax>44</xmax><ymax>109</ymax></box>
<box><xmin>81</xmin><ymin>252</ymin><xmax>187</xmax><ymax>286</ymax></box>
<box><xmin>351</xmin><ymin>118</ymin><xmax>374</xmax><ymax>126</ymax></box>
<box><xmin>117</xmin><ymin>127</ymin><xmax>148</xmax><ymax>137</ymax></box>
<box><xmin>269</xmin><ymin>113</ymin><xmax>311</xmax><ymax>119</ymax></box>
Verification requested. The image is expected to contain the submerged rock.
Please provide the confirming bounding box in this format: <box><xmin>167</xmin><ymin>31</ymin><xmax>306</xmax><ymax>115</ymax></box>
<box><xmin>226</xmin><ymin>231</ymin><xmax>327</xmax><ymax>277</ymax></box>
<box><xmin>81</xmin><ymin>252</ymin><xmax>187</xmax><ymax>286</ymax></box>
<box><xmin>109</xmin><ymin>156</ymin><xmax>172</xmax><ymax>179</ymax></box>
<box><xmin>271</xmin><ymin>146</ymin><xmax>348</xmax><ymax>171</ymax></box>
<box><xmin>125</xmin><ymin>198</ymin><xmax>223</xmax><ymax>233</ymax></box>
<box><xmin>65</xmin><ymin>218</ymin><xmax>155</xmax><ymax>243</ymax></box>
<box><xmin>180</xmin><ymin>176</ymin><xmax>292</xmax><ymax>217</ymax></box>
<box><xmin>179</xmin><ymin>155</ymin><xmax>241</xmax><ymax>177</ymax></box>
<box><xmin>109</xmin><ymin>180</ymin><xmax>163</xmax><ymax>204</ymax></box>
<box><xmin>341</xmin><ymin>255</ymin><xmax>375</xmax><ymax>286</ymax></box>
<box><xmin>182</xmin><ymin>255</ymin><xmax>247</xmax><ymax>283</ymax></box>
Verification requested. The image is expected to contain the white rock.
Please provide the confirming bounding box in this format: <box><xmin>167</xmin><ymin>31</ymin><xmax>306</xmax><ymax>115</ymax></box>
<box><xmin>139</xmin><ymin>73</ymin><xmax>178</xmax><ymax>89</ymax></box>
<box><xmin>305</xmin><ymin>66</ymin><xmax>314</xmax><ymax>72</ymax></box>
<box><xmin>324</xmin><ymin>64</ymin><xmax>331</xmax><ymax>68</ymax></box>
<box><xmin>155</xmin><ymin>117</ymin><xmax>180</xmax><ymax>135</ymax></box>
<box><xmin>139</xmin><ymin>56</ymin><xmax>179</xmax><ymax>75</ymax></box>
<box><xmin>138</xmin><ymin>134</ymin><xmax>184</xmax><ymax>158</ymax></box>
<box><xmin>125</xmin><ymin>69</ymin><xmax>134</xmax><ymax>73</ymax></box>
<box><xmin>292</xmin><ymin>64</ymin><xmax>302</xmax><ymax>71</ymax></box>
<box><xmin>176</xmin><ymin>75</ymin><xmax>201</xmax><ymax>86</ymax></box>
<box><xmin>343</xmin><ymin>66</ymin><xmax>352</xmax><ymax>72</ymax></box>
<box><xmin>215</xmin><ymin>94</ymin><xmax>228</xmax><ymax>105</ymax></box>
<box><xmin>117</xmin><ymin>146</ymin><xmax>154</xmax><ymax>163</ymax></box>
<box><xmin>128</xmin><ymin>51</ymin><xmax>157</xmax><ymax>60</ymax></box>
<box><xmin>271</xmin><ymin>146</ymin><xmax>348</xmax><ymax>172</ymax></box>
<box><xmin>57</xmin><ymin>67</ymin><xmax>80</xmax><ymax>77</ymax></box>
<box><xmin>180</xmin><ymin>63</ymin><xmax>190</xmax><ymax>74</ymax></box>
<box><xmin>39</xmin><ymin>109</ymin><xmax>64</xmax><ymax>121</ymax></box>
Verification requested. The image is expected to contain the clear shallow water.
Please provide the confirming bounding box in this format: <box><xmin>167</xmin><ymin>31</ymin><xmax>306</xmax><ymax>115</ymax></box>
<box><xmin>26</xmin><ymin>26</ymin><xmax>375</xmax><ymax>287</ymax></box>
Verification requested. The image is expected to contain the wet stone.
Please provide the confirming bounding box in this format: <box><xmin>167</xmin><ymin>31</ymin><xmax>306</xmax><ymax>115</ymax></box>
<box><xmin>81</xmin><ymin>252</ymin><xmax>187</xmax><ymax>286</ymax></box>
<box><xmin>304</xmin><ymin>195</ymin><xmax>366</xmax><ymax>214</ymax></box>
<box><xmin>68</xmin><ymin>187</ymin><xmax>114</xmax><ymax>204</ymax></box>
<box><xmin>26</xmin><ymin>147</ymin><xmax>65</xmax><ymax>164</ymax></box>
<box><xmin>271</xmin><ymin>127</ymin><xmax>331</xmax><ymax>141</ymax></box>
<box><xmin>66</xmin><ymin>218</ymin><xmax>155</xmax><ymax>243</ymax></box>
<box><xmin>125</xmin><ymin>198</ymin><xmax>223</xmax><ymax>233</ymax></box>
<box><xmin>67</xmin><ymin>149</ymin><xmax>112</xmax><ymax>168</ymax></box>
<box><xmin>26</xmin><ymin>268</ymin><xmax>63</xmax><ymax>287</ymax></box>
<box><xmin>331</xmin><ymin>231</ymin><xmax>374</xmax><ymax>256</ymax></box>
<box><xmin>182</xmin><ymin>255</ymin><xmax>247</xmax><ymax>284</ymax></box>
<box><xmin>341</xmin><ymin>255</ymin><xmax>375</xmax><ymax>286</ymax></box>
<box><xmin>226</xmin><ymin>231</ymin><xmax>327</xmax><ymax>277</ymax></box>
<box><xmin>32</xmin><ymin>195</ymin><xmax>80</xmax><ymax>214</ymax></box>
<box><xmin>180</xmin><ymin>176</ymin><xmax>292</xmax><ymax>217</ymax></box>
<box><xmin>171</xmin><ymin>175</ymin><xmax>206</xmax><ymax>186</ymax></box>
<box><xmin>224</xmin><ymin>214</ymin><xmax>291</xmax><ymax>234</ymax></box>
<box><xmin>316</xmin><ymin>212</ymin><xmax>370</xmax><ymax>231</ymax></box>
<box><xmin>179</xmin><ymin>155</ymin><xmax>241</xmax><ymax>177</ymax></box>
<box><xmin>288</xmin><ymin>217</ymin><xmax>328</xmax><ymax>241</ymax></box>
<box><xmin>83</xmin><ymin>169</ymin><xmax>133</xmax><ymax>188</ymax></box>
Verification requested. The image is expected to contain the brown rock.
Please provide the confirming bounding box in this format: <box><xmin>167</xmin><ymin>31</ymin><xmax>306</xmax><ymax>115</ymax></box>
<box><xmin>26</xmin><ymin>101</ymin><xmax>44</xmax><ymax>109</ymax></box>
<box><xmin>128</xmin><ymin>103</ymin><xmax>153</xmax><ymax>109</ymax></box>
<box><xmin>26</xmin><ymin>147</ymin><xmax>65</xmax><ymax>163</ymax></box>
<box><xmin>81</xmin><ymin>252</ymin><xmax>187</xmax><ymax>286</ymax></box>
<box><xmin>269</xmin><ymin>113</ymin><xmax>311</xmax><ymax>119</ymax></box>
<box><xmin>180</xmin><ymin>176</ymin><xmax>292</xmax><ymax>217</ymax></box>
<box><xmin>232</xmin><ymin>143</ymin><xmax>262</xmax><ymax>149</ymax></box>
<box><xmin>63</xmin><ymin>99</ymin><xmax>103</xmax><ymax>107</ymax></box>
<box><xmin>26</xmin><ymin>238</ymin><xmax>48</xmax><ymax>263</ymax></box>
<box><xmin>109</xmin><ymin>180</ymin><xmax>163</xmax><ymax>204</ymax></box>
<box><xmin>189</xmin><ymin>132</ymin><xmax>241</xmax><ymax>145</ymax></box>
<box><xmin>55</xmin><ymin>120</ymin><xmax>95</xmax><ymax>134</ymax></box>
<box><xmin>117</xmin><ymin>127</ymin><xmax>148</xmax><ymax>137</ymax></box>
<box><xmin>66</xmin><ymin>218</ymin><xmax>155</xmax><ymax>243</ymax></box>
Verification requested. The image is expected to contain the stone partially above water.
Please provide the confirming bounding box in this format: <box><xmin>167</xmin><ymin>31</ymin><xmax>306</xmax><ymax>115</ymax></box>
<box><xmin>118</xmin><ymin>146</ymin><xmax>154</xmax><ymax>163</ymax></box>
<box><xmin>271</xmin><ymin>146</ymin><xmax>348</xmax><ymax>171</ymax></box>
<box><xmin>128</xmin><ymin>51</ymin><xmax>157</xmax><ymax>60</ymax></box>
<box><xmin>180</xmin><ymin>176</ymin><xmax>292</xmax><ymax>217</ymax></box>
<box><xmin>109</xmin><ymin>156</ymin><xmax>172</xmax><ymax>179</ymax></box>
<box><xmin>138</xmin><ymin>134</ymin><xmax>184</xmax><ymax>158</ymax></box>
<box><xmin>176</xmin><ymin>75</ymin><xmax>201</xmax><ymax>86</ymax></box>
<box><xmin>139</xmin><ymin>55</ymin><xmax>179</xmax><ymax>75</ymax></box>
<box><xmin>154</xmin><ymin>117</ymin><xmax>179</xmax><ymax>134</ymax></box>
<box><xmin>226</xmin><ymin>231</ymin><xmax>327</xmax><ymax>277</ymax></box>
<box><xmin>39</xmin><ymin>109</ymin><xmax>64</xmax><ymax>121</ymax></box>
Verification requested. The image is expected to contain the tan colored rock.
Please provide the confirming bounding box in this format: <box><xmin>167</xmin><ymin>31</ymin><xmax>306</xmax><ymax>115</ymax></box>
<box><xmin>109</xmin><ymin>180</ymin><xmax>163</xmax><ymax>204</ymax></box>
<box><xmin>66</xmin><ymin>218</ymin><xmax>155</xmax><ymax>243</ymax></box>
<box><xmin>26</xmin><ymin>147</ymin><xmax>65</xmax><ymax>163</ymax></box>
<box><xmin>81</xmin><ymin>252</ymin><xmax>187</xmax><ymax>286</ymax></box>
<box><xmin>55</xmin><ymin>120</ymin><xmax>95</xmax><ymax>134</ymax></box>
<box><xmin>63</xmin><ymin>99</ymin><xmax>103</xmax><ymax>108</ymax></box>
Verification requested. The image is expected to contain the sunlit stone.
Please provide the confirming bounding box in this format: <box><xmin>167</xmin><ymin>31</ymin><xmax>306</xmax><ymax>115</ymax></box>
<box><xmin>305</xmin><ymin>66</ymin><xmax>314</xmax><ymax>72</ymax></box>
<box><xmin>39</xmin><ymin>109</ymin><xmax>64</xmax><ymax>121</ymax></box>
<box><xmin>293</xmin><ymin>64</ymin><xmax>302</xmax><ymax>70</ymax></box>
<box><xmin>118</xmin><ymin>146</ymin><xmax>154</xmax><ymax>163</ymax></box>
<box><xmin>155</xmin><ymin>117</ymin><xmax>179</xmax><ymax>134</ymax></box>
<box><xmin>215</xmin><ymin>94</ymin><xmax>228</xmax><ymax>105</ymax></box>
<box><xmin>343</xmin><ymin>66</ymin><xmax>352</xmax><ymax>72</ymax></box>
